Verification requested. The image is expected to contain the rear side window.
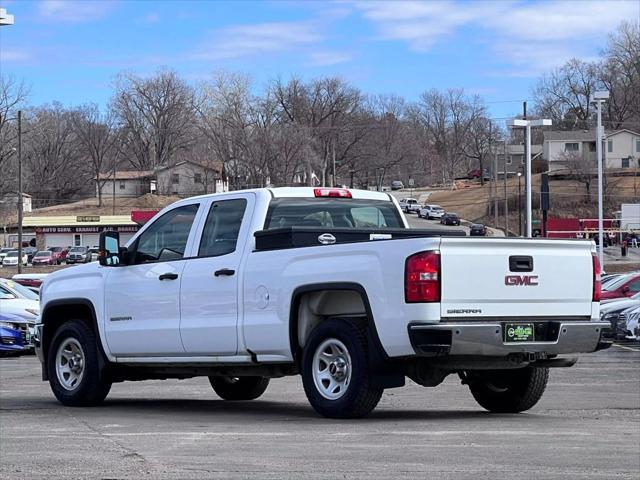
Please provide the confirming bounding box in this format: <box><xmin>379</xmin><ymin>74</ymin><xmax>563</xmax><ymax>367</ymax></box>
<box><xmin>133</xmin><ymin>204</ymin><xmax>199</xmax><ymax>264</ymax></box>
<box><xmin>199</xmin><ymin>199</ymin><xmax>247</xmax><ymax>257</ymax></box>
<box><xmin>264</xmin><ymin>198</ymin><xmax>403</xmax><ymax>230</ymax></box>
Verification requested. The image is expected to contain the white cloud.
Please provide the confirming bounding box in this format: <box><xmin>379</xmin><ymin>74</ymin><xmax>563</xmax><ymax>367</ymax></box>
<box><xmin>0</xmin><ymin>48</ymin><xmax>31</xmax><ymax>62</ymax></box>
<box><xmin>141</xmin><ymin>12</ymin><xmax>160</xmax><ymax>24</ymax></box>
<box><xmin>38</xmin><ymin>0</ymin><xmax>116</xmax><ymax>23</ymax></box>
<box><xmin>353</xmin><ymin>0</ymin><xmax>638</xmax><ymax>73</ymax></box>
<box><xmin>307</xmin><ymin>50</ymin><xmax>353</xmax><ymax>66</ymax></box>
<box><xmin>192</xmin><ymin>21</ymin><xmax>323</xmax><ymax>60</ymax></box>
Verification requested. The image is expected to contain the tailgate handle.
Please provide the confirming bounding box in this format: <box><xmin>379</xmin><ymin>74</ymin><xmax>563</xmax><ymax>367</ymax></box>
<box><xmin>509</xmin><ymin>256</ymin><xmax>533</xmax><ymax>272</ymax></box>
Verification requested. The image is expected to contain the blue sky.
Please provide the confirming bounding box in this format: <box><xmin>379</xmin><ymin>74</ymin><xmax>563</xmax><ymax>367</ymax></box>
<box><xmin>0</xmin><ymin>0</ymin><xmax>638</xmax><ymax>119</ymax></box>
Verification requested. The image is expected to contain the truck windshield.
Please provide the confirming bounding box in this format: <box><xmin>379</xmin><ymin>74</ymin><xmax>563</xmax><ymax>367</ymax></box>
<box><xmin>265</xmin><ymin>198</ymin><xmax>404</xmax><ymax>230</ymax></box>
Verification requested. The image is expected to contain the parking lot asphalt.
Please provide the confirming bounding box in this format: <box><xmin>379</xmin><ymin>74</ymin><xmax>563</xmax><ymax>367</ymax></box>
<box><xmin>1</xmin><ymin>345</ymin><xmax>638</xmax><ymax>479</ymax></box>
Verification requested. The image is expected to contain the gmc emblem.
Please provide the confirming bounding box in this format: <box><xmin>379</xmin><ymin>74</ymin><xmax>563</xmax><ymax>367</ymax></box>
<box><xmin>505</xmin><ymin>275</ymin><xmax>539</xmax><ymax>286</ymax></box>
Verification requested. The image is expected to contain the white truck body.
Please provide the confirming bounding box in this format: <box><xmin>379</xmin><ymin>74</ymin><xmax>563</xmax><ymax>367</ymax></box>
<box><xmin>35</xmin><ymin>187</ymin><xmax>610</xmax><ymax>417</ymax></box>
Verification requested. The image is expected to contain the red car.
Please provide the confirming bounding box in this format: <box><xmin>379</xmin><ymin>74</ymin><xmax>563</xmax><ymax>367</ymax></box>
<box><xmin>47</xmin><ymin>247</ymin><xmax>68</xmax><ymax>265</ymax></box>
<box><xmin>32</xmin><ymin>250</ymin><xmax>57</xmax><ymax>266</ymax></box>
<box><xmin>599</xmin><ymin>272</ymin><xmax>640</xmax><ymax>300</ymax></box>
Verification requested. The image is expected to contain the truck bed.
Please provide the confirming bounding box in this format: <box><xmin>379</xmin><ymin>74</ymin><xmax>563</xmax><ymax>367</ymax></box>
<box><xmin>254</xmin><ymin>226</ymin><xmax>466</xmax><ymax>251</ymax></box>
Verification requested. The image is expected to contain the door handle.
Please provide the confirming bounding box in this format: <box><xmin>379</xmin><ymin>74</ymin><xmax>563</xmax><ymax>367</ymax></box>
<box><xmin>158</xmin><ymin>272</ymin><xmax>179</xmax><ymax>281</ymax></box>
<box><xmin>214</xmin><ymin>268</ymin><xmax>235</xmax><ymax>277</ymax></box>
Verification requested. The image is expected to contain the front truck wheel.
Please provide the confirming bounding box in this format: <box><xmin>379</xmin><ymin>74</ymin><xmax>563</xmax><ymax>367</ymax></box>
<box><xmin>208</xmin><ymin>376</ymin><xmax>270</xmax><ymax>400</ymax></box>
<box><xmin>47</xmin><ymin>320</ymin><xmax>112</xmax><ymax>406</ymax></box>
<box><xmin>302</xmin><ymin>318</ymin><xmax>383</xmax><ymax>418</ymax></box>
<box><xmin>467</xmin><ymin>367</ymin><xmax>549</xmax><ymax>413</ymax></box>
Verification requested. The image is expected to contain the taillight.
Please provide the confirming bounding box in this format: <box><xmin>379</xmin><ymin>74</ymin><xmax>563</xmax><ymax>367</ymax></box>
<box><xmin>313</xmin><ymin>188</ymin><xmax>352</xmax><ymax>198</ymax></box>
<box><xmin>405</xmin><ymin>251</ymin><xmax>440</xmax><ymax>303</ymax></box>
<box><xmin>592</xmin><ymin>253</ymin><xmax>601</xmax><ymax>302</ymax></box>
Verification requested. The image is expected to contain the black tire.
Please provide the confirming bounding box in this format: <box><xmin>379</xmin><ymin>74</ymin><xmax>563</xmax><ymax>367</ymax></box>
<box><xmin>467</xmin><ymin>367</ymin><xmax>549</xmax><ymax>413</ymax></box>
<box><xmin>47</xmin><ymin>320</ymin><xmax>111</xmax><ymax>406</ymax></box>
<box><xmin>301</xmin><ymin>318</ymin><xmax>383</xmax><ymax>418</ymax></box>
<box><xmin>209</xmin><ymin>376</ymin><xmax>270</xmax><ymax>400</ymax></box>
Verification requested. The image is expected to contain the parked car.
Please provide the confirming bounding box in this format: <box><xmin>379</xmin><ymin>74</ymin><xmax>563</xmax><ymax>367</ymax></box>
<box><xmin>0</xmin><ymin>313</ymin><xmax>27</xmax><ymax>356</ymax></box>
<box><xmin>621</xmin><ymin>304</ymin><xmax>640</xmax><ymax>341</ymax></box>
<box><xmin>440</xmin><ymin>213</ymin><xmax>460</xmax><ymax>226</ymax></box>
<box><xmin>66</xmin><ymin>246</ymin><xmax>91</xmax><ymax>264</ymax></box>
<box><xmin>599</xmin><ymin>293</ymin><xmax>640</xmax><ymax>339</ymax></box>
<box><xmin>468</xmin><ymin>169</ymin><xmax>491</xmax><ymax>181</ymax></box>
<box><xmin>47</xmin><ymin>247</ymin><xmax>68</xmax><ymax>265</ymax></box>
<box><xmin>391</xmin><ymin>180</ymin><xmax>404</xmax><ymax>190</ymax></box>
<box><xmin>23</xmin><ymin>246</ymin><xmax>38</xmax><ymax>264</ymax></box>
<box><xmin>399</xmin><ymin>197</ymin><xmax>420</xmax><ymax>213</ymax></box>
<box><xmin>470</xmin><ymin>224</ymin><xmax>487</xmax><ymax>236</ymax></box>
<box><xmin>32</xmin><ymin>250</ymin><xmax>56</xmax><ymax>266</ymax></box>
<box><xmin>12</xmin><ymin>273</ymin><xmax>48</xmax><ymax>288</ymax></box>
<box><xmin>35</xmin><ymin>186</ymin><xmax>608</xmax><ymax>418</ymax></box>
<box><xmin>418</xmin><ymin>204</ymin><xmax>445</xmax><ymax>220</ymax></box>
<box><xmin>0</xmin><ymin>247</ymin><xmax>14</xmax><ymax>263</ymax></box>
<box><xmin>599</xmin><ymin>272</ymin><xmax>640</xmax><ymax>300</ymax></box>
<box><xmin>88</xmin><ymin>247</ymin><xmax>100</xmax><ymax>262</ymax></box>
<box><xmin>601</xmin><ymin>274</ymin><xmax>623</xmax><ymax>291</ymax></box>
<box><xmin>0</xmin><ymin>278</ymin><xmax>40</xmax><ymax>301</ymax></box>
<box><xmin>0</xmin><ymin>284</ymin><xmax>38</xmax><ymax>350</ymax></box>
<box><xmin>2</xmin><ymin>250</ymin><xmax>28</xmax><ymax>267</ymax></box>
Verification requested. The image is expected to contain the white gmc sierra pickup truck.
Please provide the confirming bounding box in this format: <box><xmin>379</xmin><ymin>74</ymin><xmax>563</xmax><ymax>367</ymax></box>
<box><xmin>35</xmin><ymin>187</ymin><xmax>610</xmax><ymax>418</ymax></box>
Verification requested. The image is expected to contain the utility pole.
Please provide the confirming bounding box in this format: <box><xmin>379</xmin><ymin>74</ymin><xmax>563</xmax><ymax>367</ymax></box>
<box><xmin>591</xmin><ymin>91</ymin><xmax>609</xmax><ymax>270</ymax></box>
<box><xmin>493</xmin><ymin>132</ymin><xmax>498</xmax><ymax>229</ymax></box>
<box><xmin>522</xmin><ymin>101</ymin><xmax>527</xmax><ymax>236</ymax></box>
<box><xmin>17</xmin><ymin>110</ymin><xmax>23</xmax><ymax>274</ymax></box>
<box><xmin>503</xmin><ymin>141</ymin><xmax>508</xmax><ymax>235</ymax></box>
<box><xmin>517</xmin><ymin>172</ymin><xmax>522</xmax><ymax>237</ymax></box>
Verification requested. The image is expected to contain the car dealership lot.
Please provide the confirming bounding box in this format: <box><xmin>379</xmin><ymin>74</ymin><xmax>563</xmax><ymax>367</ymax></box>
<box><xmin>1</xmin><ymin>346</ymin><xmax>638</xmax><ymax>480</ymax></box>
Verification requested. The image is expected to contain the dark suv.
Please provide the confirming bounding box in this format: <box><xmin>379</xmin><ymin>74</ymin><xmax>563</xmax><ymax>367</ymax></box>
<box><xmin>66</xmin><ymin>246</ymin><xmax>91</xmax><ymax>264</ymax></box>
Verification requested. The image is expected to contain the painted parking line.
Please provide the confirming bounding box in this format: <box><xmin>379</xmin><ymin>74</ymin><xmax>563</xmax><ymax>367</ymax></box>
<box><xmin>613</xmin><ymin>343</ymin><xmax>640</xmax><ymax>352</ymax></box>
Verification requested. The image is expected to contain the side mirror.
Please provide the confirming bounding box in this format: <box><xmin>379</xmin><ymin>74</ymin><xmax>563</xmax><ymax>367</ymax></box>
<box><xmin>99</xmin><ymin>231</ymin><xmax>121</xmax><ymax>266</ymax></box>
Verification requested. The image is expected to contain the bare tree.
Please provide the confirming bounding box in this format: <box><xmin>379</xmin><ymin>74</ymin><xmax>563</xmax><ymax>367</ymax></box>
<box><xmin>0</xmin><ymin>75</ymin><xmax>29</xmax><ymax>194</ymax></box>
<box><xmin>23</xmin><ymin>104</ymin><xmax>89</xmax><ymax>206</ymax></box>
<box><xmin>71</xmin><ymin>104</ymin><xmax>118</xmax><ymax>206</ymax></box>
<box><xmin>600</xmin><ymin>21</ymin><xmax>640</xmax><ymax>130</ymax></box>
<box><xmin>533</xmin><ymin>59</ymin><xmax>599</xmax><ymax>130</ymax></box>
<box><xmin>558</xmin><ymin>150</ymin><xmax>595</xmax><ymax>195</ymax></box>
<box><xmin>112</xmin><ymin>69</ymin><xmax>195</xmax><ymax>171</ymax></box>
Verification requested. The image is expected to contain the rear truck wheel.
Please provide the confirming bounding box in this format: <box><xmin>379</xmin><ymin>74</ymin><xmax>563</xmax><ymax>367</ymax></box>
<box><xmin>301</xmin><ymin>318</ymin><xmax>383</xmax><ymax>418</ymax></box>
<box><xmin>466</xmin><ymin>367</ymin><xmax>549</xmax><ymax>413</ymax></box>
<box><xmin>47</xmin><ymin>320</ymin><xmax>111</xmax><ymax>406</ymax></box>
<box><xmin>208</xmin><ymin>376</ymin><xmax>270</xmax><ymax>400</ymax></box>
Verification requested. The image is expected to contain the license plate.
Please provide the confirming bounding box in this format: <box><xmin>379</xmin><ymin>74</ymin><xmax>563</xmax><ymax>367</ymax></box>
<box><xmin>504</xmin><ymin>323</ymin><xmax>535</xmax><ymax>342</ymax></box>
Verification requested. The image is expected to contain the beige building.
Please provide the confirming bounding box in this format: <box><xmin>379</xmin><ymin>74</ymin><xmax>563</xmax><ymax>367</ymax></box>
<box><xmin>544</xmin><ymin>129</ymin><xmax>640</xmax><ymax>172</ymax></box>
<box><xmin>96</xmin><ymin>161</ymin><xmax>227</xmax><ymax>199</ymax></box>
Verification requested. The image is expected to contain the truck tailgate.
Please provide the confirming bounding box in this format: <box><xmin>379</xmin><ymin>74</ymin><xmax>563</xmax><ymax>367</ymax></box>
<box><xmin>439</xmin><ymin>238</ymin><xmax>595</xmax><ymax>319</ymax></box>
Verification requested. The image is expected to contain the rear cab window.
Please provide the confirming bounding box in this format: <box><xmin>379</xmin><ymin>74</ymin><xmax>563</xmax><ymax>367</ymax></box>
<box><xmin>264</xmin><ymin>198</ymin><xmax>404</xmax><ymax>230</ymax></box>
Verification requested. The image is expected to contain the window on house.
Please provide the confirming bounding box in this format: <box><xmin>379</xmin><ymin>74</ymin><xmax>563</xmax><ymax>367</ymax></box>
<box><xmin>119</xmin><ymin>182</ymin><xmax>125</xmax><ymax>190</ymax></box>
<box><xmin>171</xmin><ymin>174</ymin><xmax>180</xmax><ymax>184</ymax></box>
<box><xmin>607</xmin><ymin>140</ymin><xmax>613</xmax><ymax>153</ymax></box>
<box><xmin>564</xmin><ymin>143</ymin><xmax>579</xmax><ymax>152</ymax></box>
<box><xmin>636</xmin><ymin>139</ymin><xmax>640</xmax><ymax>152</ymax></box>
<box><xmin>588</xmin><ymin>142</ymin><xmax>596</xmax><ymax>152</ymax></box>
<box><xmin>194</xmin><ymin>173</ymin><xmax>202</xmax><ymax>184</ymax></box>
<box><xmin>506</xmin><ymin>155</ymin><xmax>512</xmax><ymax>165</ymax></box>
<box><xmin>622</xmin><ymin>157</ymin><xmax>630</xmax><ymax>168</ymax></box>
<box><xmin>74</xmin><ymin>234</ymin><xmax>82</xmax><ymax>246</ymax></box>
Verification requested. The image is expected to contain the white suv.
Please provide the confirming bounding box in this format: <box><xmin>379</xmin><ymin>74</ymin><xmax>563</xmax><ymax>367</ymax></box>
<box><xmin>418</xmin><ymin>204</ymin><xmax>445</xmax><ymax>220</ymax></box>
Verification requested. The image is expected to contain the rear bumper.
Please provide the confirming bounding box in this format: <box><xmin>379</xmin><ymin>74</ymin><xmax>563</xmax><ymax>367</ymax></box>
<box><xmin>408</xmin><ymin>321</ymin><xmax>610</xmax><ymax>357</ymax></box>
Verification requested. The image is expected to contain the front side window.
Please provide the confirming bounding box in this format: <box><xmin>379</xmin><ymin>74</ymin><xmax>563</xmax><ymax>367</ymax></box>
<box><xmin>133</xmin><ymin>204</ymin><xmax>199</xmax><ymax>264</ymax></box>
<box><xmin>565</xmin><ymin>143</ymin><xmax>579</xmax><ymax>152</ymax></box>
<box><xmin>199</xmin><ymin>199</ymin><xmax>247</xmax><ymax>257</ymax></box>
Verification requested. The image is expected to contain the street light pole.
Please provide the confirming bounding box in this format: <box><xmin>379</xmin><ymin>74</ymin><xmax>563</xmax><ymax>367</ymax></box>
<box><xmin>591</xmin><ymin>91</ymin><xmax>609</xmax><ymax>271</ymax></box>
<box><xmin>17</xmin><ymin>110</ymin><xmax>23</xmax><ymax>274</ymax></box>
<box><xmin>507</xmin><ymin>118</ymin><xmax>552</xmax><ymax>237</ymax></box>
<box><xmin>517</xmin><ymin>172</ymin><xmax>522</xmax><ymax>237</ymax></box>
